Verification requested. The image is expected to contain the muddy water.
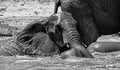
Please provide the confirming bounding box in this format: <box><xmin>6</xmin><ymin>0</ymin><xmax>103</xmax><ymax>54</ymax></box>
<box><xmin>0</xmin><ymin>34</ymin><xmax>120</xmax><ymax>70</ymax></box>
<box><xmin>0</xmin><ymin>1</ymin><xmax>120</xmax><ymax>70</ymax></box>
<box><xmin>0</xmin><ymin>50</ymin><xmax>120</xmax><ymax>70</ymax></box>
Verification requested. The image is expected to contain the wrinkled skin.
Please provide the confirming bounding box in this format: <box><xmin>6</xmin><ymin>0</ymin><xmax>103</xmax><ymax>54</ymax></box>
<box><xmin>54</xmin><ymin>0</ymin><xmax>120</xmax><ymax>46</ymax></box>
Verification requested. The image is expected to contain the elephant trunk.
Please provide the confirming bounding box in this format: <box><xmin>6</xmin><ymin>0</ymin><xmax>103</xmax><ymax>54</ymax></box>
<box><xmin>64</xmin><ymin>28</ymin><xmax>93</xmax><ymax>58</ymax></box>
<box><xmin>66</xmin><ymin>28</ymin><xmax>81</xmax><ymax>44</ymax></box>
<box><xmin>59</xmin><ymin>12</ymin><xmax>93</xmax><ymax>58</ymax></box>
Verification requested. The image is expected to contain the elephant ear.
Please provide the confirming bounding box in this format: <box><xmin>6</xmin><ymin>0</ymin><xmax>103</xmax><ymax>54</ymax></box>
<box><xmin>16</xmin><ymin>17</ymin><xmax>48</xmax><ymax>44</ymax></box>
<box><xmin>21</xmin><ymin>32</ymin><xmax>60</xmax><ymax>56</ymax></box>
<box><xmin>16</xmin><ymin>17</ymin><xmax>60</xmax><ymax>56</ymax></box>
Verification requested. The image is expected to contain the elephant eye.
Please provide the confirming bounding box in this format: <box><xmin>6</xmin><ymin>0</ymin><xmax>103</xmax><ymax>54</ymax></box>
<box><xmin>56</xmin><ymin>25</ymin><xmax>63</xmax><ymax>33</ymax></box>
<box><xmin>56</xmin><ymin>25</ymin><xmax>61</xmax><ymax>29</ymax></box>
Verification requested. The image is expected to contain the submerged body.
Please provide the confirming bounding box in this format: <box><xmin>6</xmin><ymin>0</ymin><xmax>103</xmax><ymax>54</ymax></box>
<box><xmin>88</xmin><ymin>42</ymin><xmax>120</xmax><ymax>53</ymax></box>
<box><xmin>88</xmin><ymin>35</ymin><xmax>120</xmax><ymax>53</ymax></box>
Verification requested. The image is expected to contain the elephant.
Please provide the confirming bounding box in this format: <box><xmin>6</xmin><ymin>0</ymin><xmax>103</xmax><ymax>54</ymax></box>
<box><xmin>54</xmin><ymin>0</ymin><xmax>120</xmax><ymax>46</ymax></box>
<box><xmin>0</xmin><ymin>16</ymin><xmax>64</xmax><ymax>56</ymax></box>
<box><xmin>15</xmin><ymin>16</ymin><xmax>66</xmax><ymax>56</ymax></box>
<box><xmin>14</xmin><ymin>11</ymin><xmax>93</xmax><ymax>58</ymax></box>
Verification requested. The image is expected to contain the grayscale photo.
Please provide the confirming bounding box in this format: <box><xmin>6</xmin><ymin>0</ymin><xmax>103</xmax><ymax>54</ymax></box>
<box><xmin>0</xmin><ymin>0</ymin><xmax>120</xmax><ymax>70</ymax></box>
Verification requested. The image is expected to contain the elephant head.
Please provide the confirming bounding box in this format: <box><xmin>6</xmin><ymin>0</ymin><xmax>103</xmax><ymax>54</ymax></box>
<box><xmin>16</xmin><ymin>11</ymin><xmax>93</xmax><ymax>58</ymax></box>
<box><xmin>16</xmin><ymin>16</ymin><xmax>65</xmax><ymax>56</ymax></box>
<box><xmin>50</xmin><ymin>11</ymin><xmax>93</xmax><ymax>58</ymax></box>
